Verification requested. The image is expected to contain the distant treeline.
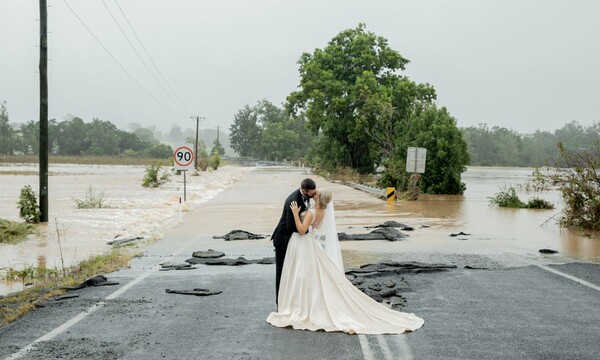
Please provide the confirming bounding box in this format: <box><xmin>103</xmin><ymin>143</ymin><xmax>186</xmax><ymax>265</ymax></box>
<box><xmin>0</xmin><ymin>103</ymin><xmax>172</xmax><ymax>158</ymax></box>
<box><xmin>1</xmin><ymin>102</ymin><xmax>598</xmax><ymax>167</ymax></box>
<box><xmin>461</xmin><ymin>121</ymin><xmax>599</xmax><ymax>167</ymax></box>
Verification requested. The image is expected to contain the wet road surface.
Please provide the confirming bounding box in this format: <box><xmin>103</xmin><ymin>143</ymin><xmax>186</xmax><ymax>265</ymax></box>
<box><xmin>1</xmin><ymin>166</ymin><xmax>600</xmax><ymax>359</ymax></box>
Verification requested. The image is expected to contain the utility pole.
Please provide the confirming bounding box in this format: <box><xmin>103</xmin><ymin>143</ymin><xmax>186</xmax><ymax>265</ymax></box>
<box><xmin>190</xmin><ymin>116</ymin><xmax>204</xmax><ymax>169</ymax></box>
<box><xmin>39</xmin><ymin>0</ymin><xmax>49</xmax><ymax>222</ymax></box>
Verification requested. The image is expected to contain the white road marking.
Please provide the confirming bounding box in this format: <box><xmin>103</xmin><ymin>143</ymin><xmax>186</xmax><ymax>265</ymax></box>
<box><xmin>3</xmin><ymin>238</ymin><xmax>198</xmax><ymax>360</ymax></box>
<box><xmin>392</xmin><ymin>334</ymin><xmax>414</xmax><ymax>360</ymax></box>
<box><xmin>537</xmin><ymin>265</ymin><xmax>600</xmax><ymax>292</ymax></box>
<box><xmin>359</xmin><ymin>335</ymin><xmax>374</xmax><ymax>360</ymax></box>
<box><xmin>376</xmin><ymin>335</ymin><xmax>394</xmax><ymax>360</ymax></box>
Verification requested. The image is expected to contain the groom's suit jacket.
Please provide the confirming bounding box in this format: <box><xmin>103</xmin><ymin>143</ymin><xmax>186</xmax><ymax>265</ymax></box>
<box><xmin>272</xmin><ymin>189</ymin><xmax>308</xmax><ymax>252</ymax></box>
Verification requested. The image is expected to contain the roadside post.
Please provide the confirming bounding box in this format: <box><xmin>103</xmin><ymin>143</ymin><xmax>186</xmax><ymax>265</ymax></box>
<box><xmin>406</xmin><ymin>147</ymin><xmax>427</xmax><ymax>200</ymax></box>
<box><xmin>386</xmin><ymin>187</ymin><xmax>396</xmax><ymax>202</ymax></box>
<box><xmin>173</xmin><ymin>145</ymin><xmax>195</xmax><ymax>202</ymax></box>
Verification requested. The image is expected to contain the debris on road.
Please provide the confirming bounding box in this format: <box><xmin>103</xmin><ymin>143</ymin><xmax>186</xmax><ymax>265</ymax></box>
<box><xmin>186</xmin><ymin>256</ymin><xmax>275</xmax><ymax>266</ymax></box>
<box><xmin>192</xmin><ymin>249</ymin><xmax>225</xmax><ymax>258</ymax></box>
<box><xmin>212</xmin><ymin>230</ymin><xmax>267</xmax><ymax>241</ymax></box>
<box><xmin>338</xmin><ymin>227</ymin><xmax>409</xmax><ymax>241</ymax></box>
<box><xmin>107</xmin><ymin>235</ymin><xmax>144</xmax><ymax>246</ymax></box>
<box><xmin>160</xmin><ymin>263</ymin><xmax>195</xmax><ymax>271</ymax></box>
<box><xmin>346</xmin><ymin>261</ymin><xmax>458</xmax><ymax>309</ymax></box>
<box><xmin>165</xmin><ymin>288</ymin><xmax>222</xmax><ymax>296</ymax></box>
<box><xmin>365</xmin><ymin>221</ymin><xmax>415</xmax><ymax>231</ymax></box>
<box><xmin>61</xmin><ymin>275</ymin><xmax>119</xmax><ymax>290</ymax></box>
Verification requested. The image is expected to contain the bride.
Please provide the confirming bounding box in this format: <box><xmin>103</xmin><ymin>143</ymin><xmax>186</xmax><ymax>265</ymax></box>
<box><xmin>266</xmin><ymin>189</ymin><xmax>424</xmax><ymax>334</ymax></box>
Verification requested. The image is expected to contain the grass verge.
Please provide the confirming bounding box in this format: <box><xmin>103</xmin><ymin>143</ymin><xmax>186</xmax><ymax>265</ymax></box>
<box><xmin>0</xmin><ymin>248</ymin><xmax>139</xmax><ymax>328</ymax></box>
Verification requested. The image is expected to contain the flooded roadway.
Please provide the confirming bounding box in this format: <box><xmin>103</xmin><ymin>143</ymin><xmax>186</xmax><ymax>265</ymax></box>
<box><xmin>1</xmin><ymin>164</ymin><xmax>598</xmax><ymax>296</ymax></box>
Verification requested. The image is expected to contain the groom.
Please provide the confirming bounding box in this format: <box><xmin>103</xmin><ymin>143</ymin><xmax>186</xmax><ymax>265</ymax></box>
<box><xmin>272</xmin><ymin>178</ymin><xmax>317</xmax><ymax>306</ymax></box>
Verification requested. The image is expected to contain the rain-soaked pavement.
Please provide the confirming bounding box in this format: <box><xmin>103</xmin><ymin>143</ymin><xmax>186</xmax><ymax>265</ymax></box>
<box><xmin>1</xmin><ymin>166</ymin><xmax>600</xmax><ymax>359</ymax></box>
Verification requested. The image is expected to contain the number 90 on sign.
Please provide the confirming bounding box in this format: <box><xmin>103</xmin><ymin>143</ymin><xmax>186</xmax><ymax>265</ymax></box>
<box><xmin>173</xmin><ymin>146</ymin><xmax>194</xmax><ymax>170</ymax></box>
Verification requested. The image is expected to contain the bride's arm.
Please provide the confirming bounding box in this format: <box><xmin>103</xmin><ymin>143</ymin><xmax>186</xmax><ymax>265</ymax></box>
<box><xmin>290</xmin><ymin>201</ymin><xmax>312</xmax><ymax>235</ymax></box>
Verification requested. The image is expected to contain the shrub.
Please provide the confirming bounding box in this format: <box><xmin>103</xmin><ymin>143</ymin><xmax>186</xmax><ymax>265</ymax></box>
<box><xmin>489</xmin><ymin>186</ymin><xmax>554</xmax><ymax>209</ymax></box>
<box><xmin>489</xmin><ymin>186</ymin><xmax>526</xmax><ymax>208</ymax></box>
<box><xmin>209</xmin><ymin>151</ymin><xmax>220</xmax><ymax>170</ymax></box>
<box><xmin>198</xmin><ymin>157</ymin><xmax>208</xmax><ymax>171</ymax></box>
<box><xmin>73</xmin><ymin>185</ymin><xmax>106</xmax><ymax>209</ymax></box>
<box><xmin>17</xmin><ymin>185</ymin><xmax>41</xmax><ymax>223</ymax></box>
<box><xmin>142</xmin><ymin>163</ymin><xmax>171</xmax><ymax>188</ymax></box>
<box><xmin>525</xmin><ymin>197</ymin><xmax>554</xmax><ymax>209</ymax></box>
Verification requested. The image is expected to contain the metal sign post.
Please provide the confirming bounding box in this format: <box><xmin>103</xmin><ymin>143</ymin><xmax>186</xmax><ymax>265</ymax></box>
<box><xmin>173</xmin><ymin>145</ymin><xmax>194</xmax><ymax>202</ymax></box>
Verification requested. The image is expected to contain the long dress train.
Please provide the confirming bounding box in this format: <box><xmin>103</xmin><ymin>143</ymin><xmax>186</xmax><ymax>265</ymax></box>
<box><xmin>266</xmin><ymin>209</ymin><xmax>424</xmax><ymax>334</ymax></box>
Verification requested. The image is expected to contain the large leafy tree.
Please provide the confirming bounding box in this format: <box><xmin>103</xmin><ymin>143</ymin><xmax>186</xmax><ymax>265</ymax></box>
<box><xmin>229</xmin><ymin>104</ymin><xmax>261</xmax><ymax>157</ymax></box>
<box><xmin>287</xmin><ymin>24</ymin><xmax>437</xmax><ymax>175</ymax></box>
<box><xmin>255</xmin><ymin>100</ymin><xmax>311</xmax><ymax>160</ymax></box>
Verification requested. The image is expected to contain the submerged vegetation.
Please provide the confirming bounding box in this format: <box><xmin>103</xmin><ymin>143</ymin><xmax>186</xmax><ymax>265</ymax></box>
<box><xmin>489</xmin><ymin>186</ymin><xmax>554</xmax><ymax>209</ymax></box>
<box><xmin>0</xmin><ymin>218</ymin><xmax>37</xmax><ymax>244</ymax></box>
<box><xmin>142</xmin><ymin>163</ymin><xmax>171</xmax><ymax>188</ymax></box>
<box><xmin>73</xmin><ymin>185</ymin><xmax>107</xmax><ymax>209</ymax></box>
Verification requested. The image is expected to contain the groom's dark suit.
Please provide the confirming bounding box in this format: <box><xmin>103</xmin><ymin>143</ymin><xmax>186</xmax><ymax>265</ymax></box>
<box><xmin>272</xmin><ymin>188</ymin><xmax>308</xmax><ymax>305</ymax></box>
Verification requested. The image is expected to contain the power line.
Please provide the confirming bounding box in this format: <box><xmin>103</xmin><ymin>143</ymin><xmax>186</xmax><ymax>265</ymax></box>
<box><xmin>113</xmin><ymin>0</ymin><xmax>192</xmax><ymax>115</ymax></box>
<box><xmin>101</xmin><ymin>0</ymin><xmax>190</xmax><ymax>116</ymax></box>
<box><xmin>61</xmin><ymin>0</ymin><xmax>187</xmax><ymax>118</ymax></box>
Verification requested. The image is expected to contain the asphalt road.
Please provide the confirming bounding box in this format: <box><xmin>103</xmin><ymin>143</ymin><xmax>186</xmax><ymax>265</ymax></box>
<box><xmin>1</xmin><ymin>166</ymin><xmax>599</xmax><ymax>360</ymax></box>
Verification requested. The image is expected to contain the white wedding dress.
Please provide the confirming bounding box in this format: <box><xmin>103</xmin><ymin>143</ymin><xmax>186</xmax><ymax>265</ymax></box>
<box><xmin>266</xmin><ymin>204</ymin><xmax>424</xmax><ymax>334</ymax></box>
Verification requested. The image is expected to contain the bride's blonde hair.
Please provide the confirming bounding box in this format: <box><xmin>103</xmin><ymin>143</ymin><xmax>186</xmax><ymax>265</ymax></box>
<box><xmin>317</xmin><ymin>189</ymin><xmax>332</xmax><ymax>209</ymax></box>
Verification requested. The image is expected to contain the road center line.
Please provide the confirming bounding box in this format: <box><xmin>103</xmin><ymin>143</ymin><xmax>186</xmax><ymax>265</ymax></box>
<box><xmin>537</xmin><ymin>265</ymin><xmax>600</xmax><ymax>292</ymax></box>
<box><xmin>4</xmin><ymin>237</ymin><xmax>198</xmax><ymax>360</ymax></box>
<box><xmin>358</xmin><ymin>335</ymin><xmax>374</xmax><ymax>360</ymax></box>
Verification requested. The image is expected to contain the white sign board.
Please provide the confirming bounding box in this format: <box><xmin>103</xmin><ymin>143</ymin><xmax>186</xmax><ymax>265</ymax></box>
<box><xmin>173</xmin><ymin>145</ymin><xmax>194</xmax><ymax>171</ymax></box>
<box><xmin>406</xmin><ymin>147</ymin><xmax>427</xmax><ymax>173</ymax></box>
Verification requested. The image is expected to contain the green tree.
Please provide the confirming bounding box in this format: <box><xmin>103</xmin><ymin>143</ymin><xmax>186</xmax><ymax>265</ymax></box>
<box><xmin>55</xmin><ymin>116</ymin><xmax>87</xmax><ymax>155</ymax></box>
<box><xmin>255</xmin><ymin>100</ymin><xmax>311</xmax><ymax>160</ymax></box>
<box><xmin>0</xmin><ymin>102</ymin><xmax>14</xmax><ymax>154</ymax></box>
<box><xmin>520</xmin><ymin>130</ymin><xmax>558</xmax><ymax>166</ymax></box>
<box><xmin>85</xmin><ymin>118</ymin><xmax>119</xmax><ymax>156</ymax></box>
<box><xmin>288</xmin><ymin>24</ymin><xmax>418</xmax><ymax>173</ymax></box>
<box><xmin>211</xmin><ymin>137</ymin><xmax>225</xmax><ymax>156</ymax></box>
<box><xmin>130</xmin><ymin>125</ymin><xmax>160</xmax><ymax>146</ymax></box>
<box><xmin>491</xmin><ymin>126</ymin><xmax>521</xmax><ymax>166</ymax></box>
<box><xmin>229</xmin><ymin>105</ymin><xmax>261</xmax><ymax>157</ymax></box>
<box><xmin>16</xmin><ymin>120</ymin><xmax>38</xmax><ymax>154</ymax></box>
<box><xmin>144</xmin><ymin>143</ymin><xmax>173</xmax><ymax>158</ymax></box>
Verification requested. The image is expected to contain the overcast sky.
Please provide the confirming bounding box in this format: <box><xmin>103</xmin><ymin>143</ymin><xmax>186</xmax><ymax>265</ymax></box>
<box><xmin>1</xmin><ymin>0</ymin><xmax>599</xmax><ymax>135</ymax></box>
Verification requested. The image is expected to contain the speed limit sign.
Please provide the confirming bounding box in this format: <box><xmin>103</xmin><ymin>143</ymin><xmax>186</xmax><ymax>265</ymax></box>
<box><xmin>173</xmin><ymin>145</ymin><xmax>194</xmax><ymax>170</ymax></box>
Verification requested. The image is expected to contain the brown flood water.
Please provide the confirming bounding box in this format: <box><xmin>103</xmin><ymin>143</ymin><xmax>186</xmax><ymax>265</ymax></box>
<box><xmin>334</xmin><ymin>166</ymin><xmax>600</xmax><ymax>267</ymax></box>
